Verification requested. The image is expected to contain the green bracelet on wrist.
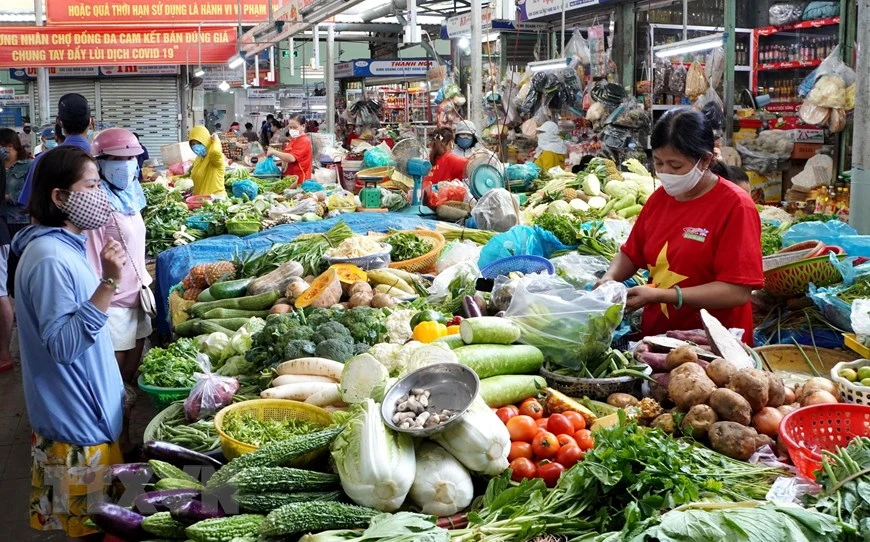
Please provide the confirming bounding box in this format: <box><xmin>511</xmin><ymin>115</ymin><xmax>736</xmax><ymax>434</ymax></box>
<box><xmin>674</xmin><ymin>285</ymin><xmax>683</xmax><ymax>310</ymax></box>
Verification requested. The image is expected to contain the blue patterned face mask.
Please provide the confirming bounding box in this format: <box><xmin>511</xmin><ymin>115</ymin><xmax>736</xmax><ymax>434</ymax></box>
<box><xmin>0</xmin><ymin>147</ymin><xmax>8</xmax><ymax>162</ymax></box>
<box><xmin>99</xmin><ymin>159</ymin><xmax>138</xmax><ymax>190</ymax></box>
<box><xmin>191</xmin><ymin>143</ymin><xmax>207</xmax><ymax>157</ymax></box>
<box><xmin>44</xmin><ymin>140</ymin><xmax>57</xmax><ymax>150</ymax></box>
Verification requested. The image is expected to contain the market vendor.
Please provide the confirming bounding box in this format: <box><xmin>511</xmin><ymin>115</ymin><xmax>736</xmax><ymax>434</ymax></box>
<box><xmin>13</xmin><ymin>146</ymin><xmax>126</xmax><ymax>539</ymax></box>
<box><xmin>533</xmin><ymin>121</ymin><xmax>568</xmax><ymax>170</ymax></box>
<box><xmin>597</xmin><ymin>108</ymin><xmax>763</xmax><ymax>344</ymax></box>
<box><xmin>453</xmin><ymin>120</ymin><xmax>486</xmax><ymax>158</ymax></box>
<box><xmin>267</xmin><ymin>113</ymin><xmax>313</xmax><ymax>183</ymax></box>
<box><xmin>188</xmin><ymin>125</ymin><xmax>227</xmax><ymax>197</ymax></box>
<box><xmin>423</xmin><ymin>127</ymin><xmax>468</xmax><ymax>186</ymax></box>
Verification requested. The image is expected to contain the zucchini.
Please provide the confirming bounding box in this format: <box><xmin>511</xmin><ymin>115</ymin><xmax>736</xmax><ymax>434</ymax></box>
<box><xmin>197</xmin><ymin>288</ymin><xmax>216</xmax><ymax>302</ymax></box>
<box><xmin>202</xmin><ymin>308</ymin><xmax>271</xmax><ymax>320</ymax></box>
<box><xmin>459</xmin><ymin>317</ymin><xmax>521</xmax><ymax>345</ymax></box>
<box><xmin>259</xmin><ymin>502</ymin><xmax>378</xmax><ymax>537</ymax></box>
<box><xmin>185</xmin><ymin>514</ymin><xmax>264</xmax><ymax>542</ymax></box>
<box><xmin>228</xmin><ymin>466</ymin><xmax>339</xmax><ymax>493</ymax></box>
<box><xmin>209</xmin><ymin>278</ymin><xmax>253</xmax><ymax>300</ymax></box>
<box><xmin>479</xmin><ymin>375</ymin><xmax>547</xmax><ymax>407</ymax></box>
<box><xmin>142</xmin><ymin>511</ymin><xmax>188</xmax><ymax>539</ymax></box>
<box><xmin>190</xmin><ymin>291</ymin><xmax>281</xmax><ymax>318</ymax></box>
<box><xmin>155</xmin><ymin>478</ymin><xmax>203</xmax><ymax>491</ymax></box>
<box><xmin>453</xmin><ymin>344</ymin><xmax>544</xmax><ymax>379</ymax></box>
<box><xmin>148</xmin><ymin>460</ymin><xmax>199</xmax><ymax>484</ymax></box>
<box><xmin>433</xmin><ymin>334</ymin><xmax>465</xmax><ymax>349</ymax></box>
<box><xmin>233</xmin><ymin>491</ymin><xmax>343</xmax><ymax>514</ymax></box>
<box><xmin>205</xmin><ymin>427</ymin><xmax>342</xmax><ymax>490</ymax></box>
<box><xmin>174</xmin><ymin>319</ymin><xmax>246</xmax><ymax>337</ymax></box>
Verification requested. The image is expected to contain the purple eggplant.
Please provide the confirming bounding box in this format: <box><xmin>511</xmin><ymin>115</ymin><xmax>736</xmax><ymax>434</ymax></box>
<box><xmin>170</xmin><ymin>498</ymin><xmax>227</xmax><ymax>524</ymax></box>
<box><xmin>107</xmin><ymin>462</ymin><xmax>154</xmax><ymax>485</ymax></box>
<box><xmin>133</xmin><ymin>488</ymin><xmax>201</xmax><ymax>515</ymax></box>
<box><xmin>463</xmin><ymin>295</ymin><xmax>482</xmax><ymax>318</ymax></box>
<box><xmin>143</xmin><ymin>441</ymin><xmax>223</xmax><ymax>469</ymax></box>
<box><xmin>88</xmin><ymin>502</ymin><xmax>150</xmax><ymax>541</ymax></box>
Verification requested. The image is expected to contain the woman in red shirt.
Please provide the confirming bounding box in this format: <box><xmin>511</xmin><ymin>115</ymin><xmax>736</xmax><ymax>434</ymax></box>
<box><xmin>267</xmin><ymin>113</ymin><xmax>312</xmax><ymax>184</ymax></box>
<box><xmin>423</xmin><ymin>127</ymin><xmax>468</xmax><ymax>186</ymax></box>
<box><xmin>598</xmin><ymin>108</ymin><xmax>763</xmax><ymax>344</ymax></box>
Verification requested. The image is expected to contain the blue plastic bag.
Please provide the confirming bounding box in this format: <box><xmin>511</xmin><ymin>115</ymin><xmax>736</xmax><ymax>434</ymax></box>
<box><xmin>253</xmin><ymin>156</ymin><xmax>282</xmax><ymax>177</ymax></box>
<box><xmin>232</xmin><ymin>179</ymin><xmax>259</xmax><ymax>200</ymax></box>
<box><xmin>478</xmin><ymin>225</ymin><xmax>576</xmax><ymax>268</ymax></box>
<box><xmin>363</xmin><ymin>147</ymin><xmax>396</xmax><ymax>168</ymax></box>
<box><xmin>781</xmin><ymin>220</ymin><xmax>857</xmax><ymax>248</ymax></box>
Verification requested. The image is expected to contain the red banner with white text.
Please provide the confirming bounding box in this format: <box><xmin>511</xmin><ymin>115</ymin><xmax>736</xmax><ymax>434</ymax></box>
<box><xmin>45</xmin><ymin>0</ymin><xmax>287</xmax><ymax>25</ymax></box>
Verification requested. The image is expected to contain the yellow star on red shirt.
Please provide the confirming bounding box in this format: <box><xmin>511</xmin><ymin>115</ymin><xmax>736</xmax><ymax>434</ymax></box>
<box><xmin>647</xmin><ymin>242</ymin><xmax>689</xmax><ymax>318</ymax></box>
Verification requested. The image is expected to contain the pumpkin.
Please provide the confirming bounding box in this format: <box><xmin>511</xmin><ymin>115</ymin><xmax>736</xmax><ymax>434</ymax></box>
<box><xmin>294</xmin><ymin>268</ymin><xmax>342</xmax><ymax>309</ymax></box>
<box><xmin>329</xmin><ymin>263</ymin><xmax>368</xmax><ymax>285</ymax></box>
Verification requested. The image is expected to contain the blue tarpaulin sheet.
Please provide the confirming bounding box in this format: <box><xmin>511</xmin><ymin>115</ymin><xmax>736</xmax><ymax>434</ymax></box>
<box><xmin>155</xmin><ymin>213</ymin><xmax>443</xmax><ymax>334</ymax></box>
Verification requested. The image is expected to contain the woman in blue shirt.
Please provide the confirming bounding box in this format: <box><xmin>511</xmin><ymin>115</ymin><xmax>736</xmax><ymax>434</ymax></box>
<box><xmin>13</xmin><ymin>146</ymin><xmax>127</xmax><ymax>539</ymax></box>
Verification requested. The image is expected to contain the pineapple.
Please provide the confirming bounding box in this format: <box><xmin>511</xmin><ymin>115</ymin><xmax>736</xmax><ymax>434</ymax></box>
<box><xmin>190</xmin><ymin>261</ymin><xmax>237</xmax><ymax>287</ymax></box>
<box><xmin>183</xmin><ymin>288</ymin><xmax>203</xmax><ymax>301</ymax></box>
<box><xmin>189</xmin><ymin>265</ymin><xmax>209</xmax><ymax>289</ymax></box>
<box><xmin>181</xmin><ymin>275</ymin><xmax>195</xmax><ymax>291</ymax></box>
<box><xmin>562</xmin><ymin>188</ymin><xmax>578</xmax><ymax>202</ymax></box>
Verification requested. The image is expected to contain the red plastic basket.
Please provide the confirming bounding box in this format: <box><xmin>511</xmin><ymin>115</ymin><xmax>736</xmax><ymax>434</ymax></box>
<box><xmin>778</xmin><ymin>403</ymin><xmax>870</xmax><ymax>479</ymax></box>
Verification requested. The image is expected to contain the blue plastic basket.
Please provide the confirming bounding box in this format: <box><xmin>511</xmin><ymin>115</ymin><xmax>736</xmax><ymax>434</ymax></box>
<box><xmin>186</xmin><ymin>213</ymin><xmax>215</xmax><ymax>231</ymax></box>
<box><xmin>480</xmin><ymin>255</ymin><xmax>555</xmax><ymax>279</ymax></box>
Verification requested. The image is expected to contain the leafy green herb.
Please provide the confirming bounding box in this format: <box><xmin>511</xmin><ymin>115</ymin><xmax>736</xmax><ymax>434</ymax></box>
<box><xmin>837</xmin><ymin>277</ymin><xmax>870</xmax><ymax>305</ymax></box>
<box><xmin>222</xmin><ymin>411</ymin><xmax>322</xmax><ymax>447</ymax></box>
<box><xmin>811</xmin><ymin>436</ymin><xmax>870</xmax><ymax>540</ymax></box>
<box><xmin>300</xmin><ymin>512</ymin><xmax>448</xmax><ymax>542</ymax></box>
<box><xmin>534</xmin><ymin>213</ymin><xmax>579</xmax><ymax>246</ymax></box>
<box><xmin>141</xmin><ymin>338</ymin><xmax>201</xmax><ymax>388</ymax></box>
<box><xmin>236</xmin><ymin>220</ymin><xmax>354</xmax><ymax>277</ymax></box>
<box><xmin>384</xmin><ymin>232</ymin><xmax>433</xmax><ymax>262</ymax></box>
<box><xmin>761</xmin><ymin>227</ymin><xmax>783</xmax><ymax>256</ymax></box>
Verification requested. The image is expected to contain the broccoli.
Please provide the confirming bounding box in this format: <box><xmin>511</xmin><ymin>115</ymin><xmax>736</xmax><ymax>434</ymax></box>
<box><xmin>315</xmin><ymin>338</ymin><xmax>353</xmax><ymax>362</ymax></box>
<box><xmin>338</xmin><ymin>307</ymin><xmax>387</xmax><ymax>346</ymax></box>
<box><xmin>283</xmin><ymin>340</ymin><xmax>317</xmax><ymax>360</ymax></box>
<box><xmin>311</xmin><ymin>321</ymin><xmax>352</xmax><ymax>344</ymax></box>
<box><xmin>285</xmin><ymin>325</ymin><xmax>315</xmax><ymax>341</ymax></box>
<box><xmin>305</xmin><ymin>308</ymin><xmax>338</xmax><ymax>328</ymax></box>
<box><xmin>353</xmin><ymin>343</ymin><xmax>371</xmax><ymax>356</ymax></box>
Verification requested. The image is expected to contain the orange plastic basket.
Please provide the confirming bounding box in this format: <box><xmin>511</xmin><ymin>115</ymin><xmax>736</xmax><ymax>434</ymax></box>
<box><xmin>778</xmin><ymin>403</ymin><xmax>870</xmax><ymax>479</ymax></box>
<box><xmin>382</xmin><ymin>229</ymin><xmax>445</xmax><ymax>274</ymax></box>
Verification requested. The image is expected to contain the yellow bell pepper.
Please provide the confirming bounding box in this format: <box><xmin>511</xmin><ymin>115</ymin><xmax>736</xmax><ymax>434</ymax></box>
<box><xmin>446</xmin><ymin>325</ymin><xmax>461</xmax><ymax>335</ymax></box>
<box><xmin>412</xmin><ymin>321</ymin><xmax>448</xmax><ymax>343</ymax></box>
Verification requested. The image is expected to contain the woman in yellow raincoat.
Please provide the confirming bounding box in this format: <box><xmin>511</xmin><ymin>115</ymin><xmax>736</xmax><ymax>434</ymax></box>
<box><xmin>188</xmin><ymin>125</ymin><xmax>226</xmax><ymax>196</ymax></box>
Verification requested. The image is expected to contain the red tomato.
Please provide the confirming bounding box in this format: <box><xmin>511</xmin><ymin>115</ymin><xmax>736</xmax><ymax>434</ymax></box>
<box><xmin>508</xmin><ymin>441</ymin><xmax>534</xmax><ymax>462</ymax></box>
<box><xmin>519</xmin><ymin>398</ymin><xmax>544</xmax><ymax>420</ymax></box>
<box><xmin>537</xmin><ymin>462</ymin><xmax>566</xmax><ymax>487</ymax></box>
<box><xmin>509</xmin><ymin>457</ymin><xmax>537</xmax><ymax>482</ymax></box>
<box><xmin>556</xmin><ymin>434</ymin><xmax>577</xmax><ymax>448</ymax></box>
<box><xmin>547</xmin><ymin>413</ymin><xmax>575</xmax><ymax>437</ymax></box>
<box><xmin>506</xmin><ymin>415</ymin><xmax>538</xmax><ymax>443</ymax></box>
<box><xmin>563</xmin><ymin>411</ymin><xmax>586</xmax><ymax>432</ymax></box>
<box><xmin>496</xmin><ymin>406</ymin><xmax>519</xmax><ymax>424</ymax></box>
<box><xmin>556</xmin><ymin>445</ymin><xmax>583</xmax><ymax>469</ymax></box>
<box><xmin>532</xmin><ymin>431</ymin><xmax>561</xmax><ymax>459</ymax></box>
<box><xmin>535</xmin><ymin>417</ymin><xmax>550</xmax><ymax>429</ymax></box>
<box><xmin>574</xmin><ymin>429</ymin><xmax>594</xmax><ymax>451</ymax></box>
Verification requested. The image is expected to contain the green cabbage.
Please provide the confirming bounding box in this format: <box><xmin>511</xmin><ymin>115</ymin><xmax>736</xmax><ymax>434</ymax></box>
<box><xmin>200</xmin><ymin>332</ymin><xmax>230</xmax><ymax>363</ymax></box>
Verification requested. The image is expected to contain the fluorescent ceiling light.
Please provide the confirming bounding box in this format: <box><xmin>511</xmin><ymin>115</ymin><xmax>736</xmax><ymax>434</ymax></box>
<box><xmin>527</xmin><ymin>58</ymin><xmax>569</xmax><ymax>72</ymax></box>
<box><xmin>654</xmin><ymin>33</ymin><xmax>724</xmax><ymax>58</ymax></box>
<box><xmin>228</xmin><ymin>53</ymin><xmax>245</xmax><ymax>69</ymax></box>
<box><xmin>194</xmin><ymin>67</ymin><xmax>205</xmax><ymax>77</ymax></box>
<box><xmin>218</xmin><ymin>80</ymin><xmax>231</xmax><ymax>92</ymax></box>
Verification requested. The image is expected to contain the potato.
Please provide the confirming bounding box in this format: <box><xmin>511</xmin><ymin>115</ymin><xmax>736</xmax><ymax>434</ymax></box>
<box><xmin>348</xmin><ymin>281</ymin><xmax>373</xmax><ymax>296</ymax></box>
<box><xmin>370</xmin><ymin>293</ymin><xmax>395</xmax><ymax>309</ymax></box>
<box><xmin>784</xmin><ymin>387</ymin><xmax>796</xmax><ymax>404</ymax></box>
<box><xmin>708</xmin><ymin>388</ymin><xmax>752</xmax><ymax>425</ymax></box>
<box><xmin>705</xmin><ymin>358</ymin><xmax>738</xmax><ymax>387</ymax></box>
<box><xmin>765</xmin><ymin>373</ymin><xmax>786</xmax><ymax>408</ymax></box>
<box><xmin>681</xmin><ymin>404</ymin><xmax>718</xmax><ymax>439</ymax></box>
<box><xmin>668</xmin><ymin>366</ymin><xmax>717</xmax><ymax>411</ymax></box>
<box><xmin>729</xmin><ymin>369</ymin><xmax>770</xmax><ymax>412</ymax></box>
<box><xmin>708</xmin><ymin>421</ymin><xmax>758</xmax><ymax>460</ymax></box>
<box><xmin>754</xmin><ymin>433</ymin><xmax>775</xmax><ymax>451</ymax></box>
<box><xmin>348</xmin><ymin>292</ymin><xmax>373</xmax><ymax>308</ymax></box>
<box><xmin>607</xmin><ymin>393</ymin><xmax>640</xmax><ymax>408</ymax></box>
<box><xmin>665</xmin><ymin>345</ymin><xmax>699</xmax><ymax>371</ymax></box>
<box><xmin>270</xmin><ymin>303</ymin><xmax>292</xmax><ymax>314</ymax></box>
<box><xmin>652</xmin><ymin>413</ymin><xmax>676</xmax><ymax>434</ymax></box>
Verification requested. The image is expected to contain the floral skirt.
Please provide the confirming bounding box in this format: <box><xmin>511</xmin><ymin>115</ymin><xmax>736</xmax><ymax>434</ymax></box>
<box><xmin>29</xmin><ymin>432</ymin><xmax>122</xmax><ymax>537</ymax></box>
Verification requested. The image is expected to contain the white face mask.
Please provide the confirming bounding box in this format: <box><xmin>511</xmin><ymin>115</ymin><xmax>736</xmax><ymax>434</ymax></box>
<box><xmin>288</xmin><ymin>129</ymin><xmax>300</xmax><ymax>138</ymax></box>
<box><xmin>656</xmin><ymin>159</ymin><xmax>706</xmax><ymax>197</ymax></box>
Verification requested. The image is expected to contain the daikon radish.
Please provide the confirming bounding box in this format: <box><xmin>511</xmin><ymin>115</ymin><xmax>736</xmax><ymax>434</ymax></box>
<box><xmin>260</xmin><ymin>381</ymin><xmax>336</xmax><ymax>400</ymax></box>
<box><xmin>271</xmin><ymin>374</ymin><xmax>338</xmax><ymax>387</ymax></box>
<box><xmin>275</xmin><ymin>357</ymin><xmax>344</xmax><ymax>380</ymax></box>
<box><xmin>304</xmin><ymin>384</ymin><xmax>343</xmax><ymax>407</ymax></box>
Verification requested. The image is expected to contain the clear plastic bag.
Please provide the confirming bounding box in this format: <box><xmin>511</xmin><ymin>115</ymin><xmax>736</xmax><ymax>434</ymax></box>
<box><xmin>852</xmin><ymin>299</ymin><xmax>870</xmax><ymax>346</ymax></box>
<box><xmin>705</xmin><ymin>47</ymin><xmax>725</xmax><ymax>89</ymax></box>
<box><xmin>669</xmin><ymin>63</ymin><xmax>687</xmax><ymax>95</ymax></box>
<box><xmin>800</xmin><ymin>45</ymin><xmax>856</xmax><ymax>98</ymax></box>
<box><xmin>505</xmin><ymin>277</ymin><xmax>627</xmax><ymax>370</ymax></box>
<box><xmin>471</xmin><ymin>189</ymin><xmax>521</xmax><ymax>233</ymax></box>
<box><xmin>562</xmin><ymin>28</ymin><xmax>591</xmax><ymax>65</ymax></box>
<box><xmin>491</xmin><ymin>273</ymin><xmax>523</xmax><ymax>312</ymax></box>
<box><xmin>685</xmin><ymin>60</ymin><xmax>707</xmax><ymax>100</ymax></box>
<box><xmin>436</xmin><ymin>241</ymin><xmax>482</xmax><ymax>274</ymax></box>
<box><xmin>653</xmin><ymin>59</ymin><xmax>671</xmax><ymax>95</ymax></box>
<box><xmin>696</xmin><ymin>87</ymin><xmax>725</xmax><ymax>133</ymax></box>
<box><xmin>184</xmin><ymin>354</ymin><xmax>241</xmax><ymax>421</ymax></box>
<box><xmin>551</xmin><ymin>253</ymin><xmax>610</xmax><ymax>290</ymax></box>
<box><xmin>769</xmin><ymin>2</ymin><xmax>805</xmax><ymax>25</ymax></box>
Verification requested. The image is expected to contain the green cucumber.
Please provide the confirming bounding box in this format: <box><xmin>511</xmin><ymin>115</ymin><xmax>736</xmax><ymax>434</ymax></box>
<box><xmin>209</xmin><ymin>278</ymin><xmax>253</xmax><ymax>300</ymax></box>
<box><xmin>174</xmin><ymin>319</ymin><xmax>236</xmax><ymax>337</ymax></box>
<box><xmin>453</xmin><ymin>344</ymin><xmax>544</xmax><ymax>379</ymax></box>
<box><xmin>479</xmin><ymin>375</ymin><xmax>547</xmax><ymax>407</ymax></box>
<box><xmin>190</xmin><ymin>291</ymin><xmax>280</xmax><ymax>318</ymax></box>
<box><xmin>202</xmin><ymin>308</ymin><xmax>271</xmax><ymax>320</ymax></box>
<box><xmin>459</xmin><ymin>317</ymin><xmax>521</xmax><ymax>345</ymax></box>
<box><xmin>433</xmin><ymin>334</ymin><xmax>465</xmax><ymax>349</ymax></box>
<box><xmin>197</xmin><ymin>288</ymin><xmax>216</xmax><ymax>302</ymax></box>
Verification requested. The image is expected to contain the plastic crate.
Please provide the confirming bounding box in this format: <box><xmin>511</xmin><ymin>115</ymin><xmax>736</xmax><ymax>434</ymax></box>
<box><xmin>779</xmin><ymin>403</ymin><xmax>870</xmax><ymax>479</ymax></box>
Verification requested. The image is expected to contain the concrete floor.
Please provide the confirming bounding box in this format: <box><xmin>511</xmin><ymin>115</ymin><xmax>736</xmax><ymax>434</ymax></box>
<box><xmin>0</xmin><ymin>330</ymin><xmax>156</xmax><ymax>540</ymax></box>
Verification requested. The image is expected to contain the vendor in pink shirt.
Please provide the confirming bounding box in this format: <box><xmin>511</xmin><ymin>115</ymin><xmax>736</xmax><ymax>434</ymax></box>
<box><xmin>85</xmin><ymin>128</ymin><xmax>152</xmax><ymax>455</ymax></box>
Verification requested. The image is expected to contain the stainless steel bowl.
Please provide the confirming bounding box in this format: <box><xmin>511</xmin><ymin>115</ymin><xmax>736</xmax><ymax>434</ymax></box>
<box><xmin>381</xmin><ymin>363</ymin><xmax>480</xmax><ymax>437</ymax></box>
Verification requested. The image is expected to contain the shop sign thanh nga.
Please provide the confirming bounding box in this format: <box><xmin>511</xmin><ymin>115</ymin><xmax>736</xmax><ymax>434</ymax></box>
<box><xmin>335</xmin><ymin>59</ymin><xmax>435</xmax><ymax>78</ymax></box>
<box><xmin>45</xmin><ymin>0</ymin><xmax>289</xmax><ymax>25</ymax></box>
<box><xmin>0</xmin><ymin>27</ymin><xmax>236</xmax><ymax>68</ymax></box>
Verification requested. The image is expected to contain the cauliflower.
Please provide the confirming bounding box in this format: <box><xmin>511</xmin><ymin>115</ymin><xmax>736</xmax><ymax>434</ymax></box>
<box><xmin>384</xmin><ymin>309</ymin><xmax>416</xmax><ymax>344</ymax></box>
<box><xmin>368</xmin><ymin>343</ymin><xmax>407</xmax><ymax>377</ymax></box>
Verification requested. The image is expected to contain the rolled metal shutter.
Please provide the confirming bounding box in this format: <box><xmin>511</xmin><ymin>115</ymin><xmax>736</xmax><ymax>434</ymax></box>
<box><xmin>98</xmin><ymin>77</ymin><xmax>180</xmax><ymax>154</ymax></box>
<box><xmin>33</xmin><ymin>79</ymin><xmax>98</xmax><ymax>127</ymax></box>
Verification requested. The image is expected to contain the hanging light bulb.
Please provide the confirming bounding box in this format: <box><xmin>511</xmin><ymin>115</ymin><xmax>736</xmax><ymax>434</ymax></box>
<box><xmin>218</xmin><ymin>80</ymin><xmax>231</xmax><ymax>92</ymax></box>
